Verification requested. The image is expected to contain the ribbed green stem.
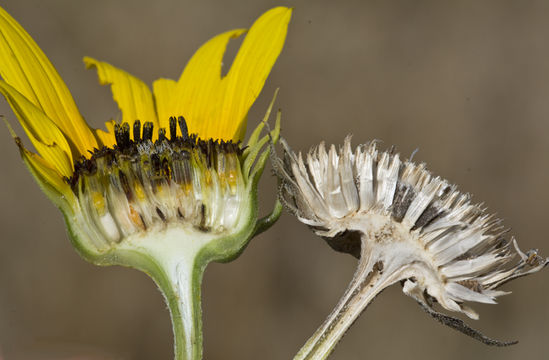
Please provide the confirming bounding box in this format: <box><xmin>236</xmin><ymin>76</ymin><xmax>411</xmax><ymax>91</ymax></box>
<box><xmin>155</xmin><ymin>256</ymin><xmax>204</xmax><ymax>360</ymax></box>
<box><xmin>149</xmin><ymin>249</ymin><xmax>205</xmax><ymax>360</ymax></box>
<box><xmin>113</xmin><ymin>228</ymin><xmax>210</xmax><ymax>360</ymax></box>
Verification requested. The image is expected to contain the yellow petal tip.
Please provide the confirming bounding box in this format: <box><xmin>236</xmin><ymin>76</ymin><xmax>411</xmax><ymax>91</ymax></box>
<box><xmin>83</xmin><ymin>56</ymin><xmax>97</xmax><ymax>69</ymax></box>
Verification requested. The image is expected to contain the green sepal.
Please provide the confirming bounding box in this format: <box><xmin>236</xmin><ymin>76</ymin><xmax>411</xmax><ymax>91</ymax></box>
<box><xmin>242</xmin><ymin>88</ymin><xmax>279</xmax><ymax>158</ymax></box>
<box><xmin>253</xmin><ymin>199</ymin><xmax>283</xmax><ymax>237</ymax></box>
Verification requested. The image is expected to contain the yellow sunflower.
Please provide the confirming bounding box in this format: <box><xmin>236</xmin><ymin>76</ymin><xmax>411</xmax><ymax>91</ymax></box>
<box><xmin>0</xmin><ymin>6</ymin><xmax>291</xmax><ymax>360</ymax></box>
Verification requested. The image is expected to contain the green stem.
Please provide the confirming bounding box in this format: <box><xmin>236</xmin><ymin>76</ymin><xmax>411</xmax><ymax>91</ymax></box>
<box><xmin>157</xmin><ymin>256</ymin><xmax>204</xmax><ymax>360</ymax></box>
<box><xmin>115</xmin><ymin>228</ymin><xmax>209</xmax><ymax>360</ymax></box>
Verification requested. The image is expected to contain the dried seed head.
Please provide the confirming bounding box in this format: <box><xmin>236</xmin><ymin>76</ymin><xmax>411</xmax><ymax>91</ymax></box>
<box><xmin>274</xmin><ymin>136</ymin><xmax>548</xmax><ymax>343</ymax></box>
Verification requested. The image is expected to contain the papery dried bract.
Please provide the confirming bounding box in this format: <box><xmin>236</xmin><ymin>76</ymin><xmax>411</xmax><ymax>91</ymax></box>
<box><xmin>275</xmin><ymin>136</ymin><xmax>548</xmax><ymax>358</ymax></box>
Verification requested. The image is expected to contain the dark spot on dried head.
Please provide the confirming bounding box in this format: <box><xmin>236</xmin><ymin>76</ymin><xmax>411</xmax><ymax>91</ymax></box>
<box><xmin>392</xmin><ymin>184</ymin><xmax>414</xmax><ymax>222</ymax></box>
<box><xmin>412</xmin><ymin>204</ymin><xmax>443</xmax><ymax>231</ymax></box>
<box><xmin>323</xmin><ymin>230</ymin><xmax>362</xmax><ymax>259</ymax></box>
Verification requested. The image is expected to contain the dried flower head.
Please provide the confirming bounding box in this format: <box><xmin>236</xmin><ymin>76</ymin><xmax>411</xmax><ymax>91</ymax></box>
<box><xmin>274</xmin><ymin>136</ymin><xmax>548</xmax><ymax>358</ymax></box>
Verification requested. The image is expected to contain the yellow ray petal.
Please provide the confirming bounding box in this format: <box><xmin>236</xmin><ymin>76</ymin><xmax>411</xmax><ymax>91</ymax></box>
<box><xmin>152</xmin><ymin>78</ymin><xmax>177</xmax><ymax>134</ymax></box>
<box><xmin>4</xmin><ymin>116</ymin><xmax>75</xmax><ymax>204</ymax></box>
<box><xmin>19</xmin><ymin>143</ymin><xmax>76</xmax><ymax>206</ymax></box>
<box><xmin>84</xmin><ymin>57</ymin><xmax>159</xmax><ymax>135</ymax></box>
<box><xmin>0</xmin><ymin>79</ymin><xmax>73</xmax><ymax>177</ymax></box>
<box><xmin>169</xmin><ymin>29</ymin><xmax>246</xmax><ymax>138</ymax></box>
<box><xmin>170</xmin><ymin>7</ymin><xmax>291</xmax><ymax>141</ymax></box>
<box><xmin>218</xmin><ymin>7</ymin><xmax>291</xmax><ymax>140</ymax></box>
<box><xmin>94</xmin><ymin>119</ymin><xmax>116</xmax><ymax>148</ymax></box>
<box><xmin>0</xmin><ymin>6</ymin><xmax>97</xmax><ymax>156</ymax></box>
<box><xmin>31</xmin><ymin>140</ymin><xmax>73</xmax><ymax>180</ymax></box>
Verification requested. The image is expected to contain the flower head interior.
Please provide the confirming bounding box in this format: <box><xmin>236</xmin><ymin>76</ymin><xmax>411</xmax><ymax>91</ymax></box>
<box><xmin>274</xmin><ymin>137</ymin><xmax>548</xmax><ymax>359</ymax></box>
<box><xmin>0</xmin><ymin>6</ymin><xmax>291</xmax><ymax>360</ymax></box>
<box><xmin>0</xmin><ymin>5</ymin><xmax>290</xmax><ymax>255</ymax></box>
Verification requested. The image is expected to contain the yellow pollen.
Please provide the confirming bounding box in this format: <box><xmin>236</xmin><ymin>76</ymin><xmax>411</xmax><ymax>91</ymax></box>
<box><xmin>156</xmin><ymin>184</ymin><xmax>164</xmax><ymax>195</ymax></box>
<box><xmin>92</xmin><ymin>192</ymin><xmax>106</xmax><ymax>215</ymax></box>
<box><xmin>134</xmin><ymin>183</ymin><xmax>146</xmax><ymax>201</ymax></box>
<box><xmin>205</xmin><ymin>171</ymin><xmax>212</xmax><ymax>186</ymax></box>
<box><xmin>227</xmin><ymin>170</ymin><xmax>238</xmax><ymax>194</ymax></box>
<box><xmin>129</xmin><ymin>205</ymin><xmax>145</xmax><ymax>230</ymax></box>
<box><xmin>181</xmin><ymin>182</ymin><xmax>192</xmax><ymax>195</ymax></box>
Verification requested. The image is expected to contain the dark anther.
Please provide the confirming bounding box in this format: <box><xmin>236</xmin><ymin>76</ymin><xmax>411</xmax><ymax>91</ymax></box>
<box><xmin>156</xmin><ymin>207</ymin><xmax>167</xmax><ymax>222</ymax></box>
<box><xmin>114</xmin><ymin>123</ymin><xmax>131</xmax><ymax>149</ymax></box>
<box><xmin>151</xmin><ymin>154</ymin><xmax>161</xmax><ymax>174</ymax></box>
<box><xmin>114</xmin><ymin>124</ymin><xmax>123</xmax><ymax>147</ymax></box>
<box><xmin>142</xmin><ymin>121</ymin><xmax>154</xmax><ymax>141</ymax></box>
<box><xmin>162</xmin><ymin>158</ymin><xmax>171</xmax><ymax>182</ymax></box>
<box><xmin>133</xmin><ymin>120</ymin><xmax>141</xmax><ymax>142</ymax></box>
<box><xmin>206</xmin><ymin>139</ymin><xmax>214</xmax><ymax>168</ymax></box>
<box><xmin>158</xmin><ymin>128</ymin><xmax>167</xmax><ymax>142</ymax></box>
<box><xmin>118</xmin><ymin>170</ymin><xmax>133</xmax><ymax>201</ymax></box>
<box><xmin>169</xmin><ymin>117</ymin><xmax>177</xmax><ymax>140</ymax></box>
<box><xmin>139</xmin><ymin>214</ymin><xmax>147</xmax><ymax>230</ymax></box>
<box><xmin>121</xmin><ymin>122</ymin><xmax>131</xmax><ymax>148</ymax></box>
<box><xmin>178</xmin><ymin>116</ymin><xmax>189</xmax><ymax>140</ymax></box>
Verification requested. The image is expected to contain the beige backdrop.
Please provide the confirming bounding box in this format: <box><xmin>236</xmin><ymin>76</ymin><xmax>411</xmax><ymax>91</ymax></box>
<box><xmin>1</xmin><ymin>0</ymin><xmax>548</xmax><ymax>359</ymax></box>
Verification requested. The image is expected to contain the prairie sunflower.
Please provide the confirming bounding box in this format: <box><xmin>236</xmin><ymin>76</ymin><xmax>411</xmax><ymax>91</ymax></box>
<box><xmin>0</xmin><ymin>6</ymin><xmax>291</xmax><ymax>360</ymax></box>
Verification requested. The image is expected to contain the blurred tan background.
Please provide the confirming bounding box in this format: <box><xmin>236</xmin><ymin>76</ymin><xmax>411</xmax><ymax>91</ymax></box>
<box><xmin>1</xmin><ymin>0</ymin><xmax>548</xmax><ymax>359</ymax></box>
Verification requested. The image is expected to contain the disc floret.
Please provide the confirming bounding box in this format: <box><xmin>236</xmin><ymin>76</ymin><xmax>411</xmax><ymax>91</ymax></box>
<box><xmin>69</xmin><ymin>116</ymin><xmax>246</xmax><ymax>249</ymax></box>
